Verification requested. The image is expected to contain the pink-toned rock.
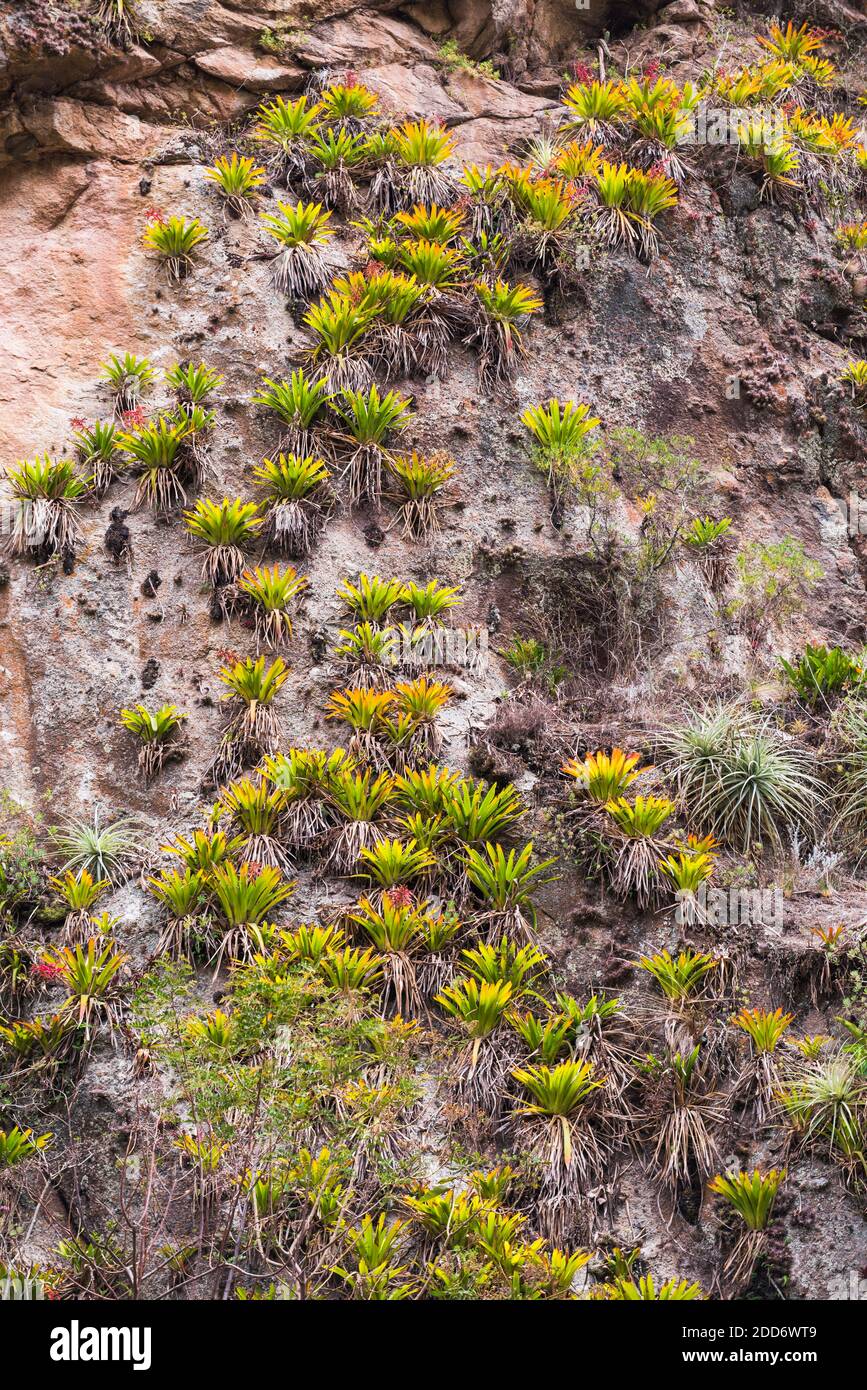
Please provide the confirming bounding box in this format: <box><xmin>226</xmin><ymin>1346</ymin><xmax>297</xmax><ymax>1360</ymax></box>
<box><xmin>485</xmin><ymin>0</ymin><xmax>668</xmax><ymax>68</ymax></box>
<box><xmin>443</xmin><ymin>68</ymin><xmax>556</xmax><ymax>120</ymax></box>
<box><xmin>514</xmin><ymin>70</ymin><xmax>565</xmax><ymax>98</ymax></box>
<box><xmin>101</xmin><ymin>44</ymin><xmax>166</xmax><ymax>83</ymax></box>
<box><xmin>3</xmin><ymin>96</ymin><xmax>166</xmax><ymax>165</ymax></box>
<box><xmin>625</xmin><ymin>21</ymin><xmax>704</xmax><ymax>69</ymax></box>
<box><xmin>0</xmin><ymin>156</ymin><xmax>142</xmax><ymax>457</ymax></box>
<box><xmin>524</xmin><ymin>0</ymin><xmax>595</xmax><ymax>59</ymax></box>
<box><xmin>140</xmin><ymin>0</ymin><xmax>274</xmax><ymax>56</ymax></box>
<box><xmin>451</xmin><ymin>114</ymin><xmax>542</xmax><ymax>163</ymax></box>
<box><xmin>192</xmin><ymin>44</ymin><xmax>304</xmax><ymax>91</ymax></box>
<box><xmin>70</xmin><ymin>72</ymin><xmax>255</xmax><ymax>126</ymax></box>
<box><xmin>398</xmin><ymin>0</ymin><xmax>453</xmax><ymax>36</ymax></box>
<box><xmin>444</xmin><ymin>0</ymin><xmax>497</xmax><ymax>55</ymax></box>
<box><xmin>363</xmin><ymin>62</ymin><xmax>466</xmax><ymax>120</ymax></box>
<box><xmin>292</xmin><ymin>12</ymin><xmax>439</xmax><ymax>67</ymax></box>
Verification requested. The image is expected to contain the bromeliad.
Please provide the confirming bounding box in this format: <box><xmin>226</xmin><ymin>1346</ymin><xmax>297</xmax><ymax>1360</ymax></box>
<box><xmin>120</xmin><ymin>703</ymin><xmax>187</xmax><ymax>783</ymax></box>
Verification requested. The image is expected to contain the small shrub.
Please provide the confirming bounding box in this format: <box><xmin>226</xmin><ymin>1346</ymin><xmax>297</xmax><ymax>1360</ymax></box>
<box><xmin>143</xmin><ymin>214</ymin><xmax>208</xmax><ymax>281</ymax></box>
<box><xmin>205</xmin><ymin>154</ymin><xmax>266</xmax><ymax>216</ymax></box>
<box><xmin>120</xmin><ymin>704</ymin><xmax>187</xmax><ymax>782</ymax></box>
<box><xmin>335</xmin><ymin>386</ymin><xmax>414</xmax><ymax>508</ymax></box>
<box><xmin>73</xmin><ymin>420</ymin><xmax>123</xmax><ymax>496</ymax></box>
<box><xmin>734</xmin><ymin>537</ymin><xmax>823</xmax><ymax>646</ymax></box>
<box><xmin>236</xmin><ymin>564</ymin><xmax>307</xmax><ymax>649</ymax></box>
<box><xmin>386</xmin><ymin>450</ymin><xmax>455</xmax><ymax>538</ymax></box>
<box><xmin>780</xmin><ymin>643</ymin><xmax>863</xmax><ymax>707</ymax></box>
<box><xmin>251</xmin><ymin>451</ymin><xmax>333</xmax><ymax>556</ymax></box>
<box><xmin>260</xmin><ymin>200</ymin><xmax>335</xmax><ymax>297</ymax></box>
<box><xmin>437</xmin><ymin>39</ymin><xmax>500</xmax><ymax>80</ymax></box>
<box><xmin>100</xmin><ymin>352</ymin><xmax>154</xmax><ymax>413</ymax></box>
<box><xmin>5</xmin><ymin>457</ymin><xmax>88</xmax><ymax>562</ymax></box>
<box><xmin>500</xmin><ymin>636</ymin><xmax>547</xmax><ymax>680</ymax></box>
<box><xmin>183</xmin><ymin>497</ymin><xmax>263</xmax><ymax>585</ymax></box>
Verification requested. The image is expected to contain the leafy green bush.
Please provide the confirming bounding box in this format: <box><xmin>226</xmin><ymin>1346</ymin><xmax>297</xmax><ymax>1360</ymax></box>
<box><xmin>780</xmin><ymin>643</ymin><xmax>863</xmax><ymax>706</ymax></box>
<box><xmin>733</xmin><ymin>537</ymin><xmax>823</xmax><ymax>646</ymax></box>
<box><xmin>0</xmin><ymin>802</ymin><xmax>43</xmax><ymax>918</ymax></box>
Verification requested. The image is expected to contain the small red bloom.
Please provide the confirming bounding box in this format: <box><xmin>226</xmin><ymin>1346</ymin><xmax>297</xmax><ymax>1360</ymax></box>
<box><xmin>571</xmin><ymin>60</ymin><xmax>593</xmax><ymax>84</ymax></box>
<box><xmin>145</xmin><ymin>207</ymin><xmax>166</xmax><ymax>224</ymax></box>
<box><xmin>32</xmin><ymin>961</ymin><xmax>64</xmax><ymax>982</ymax></box>
<box><xmin>388</xmin><ymin>885</ymin><xmax>415</xmax><ymax>909</ymax></box>
<box><xmin>121</xmin><ymin>406</ymin><xmax>147</xmax><ymax>430</ymax></box>
<box><xmin>69</xmin><ymin>416</ymin><xmax>87</xmax><ymax>430</ymax></box>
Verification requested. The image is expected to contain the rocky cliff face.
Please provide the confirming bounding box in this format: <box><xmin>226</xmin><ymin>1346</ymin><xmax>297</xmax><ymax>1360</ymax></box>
<box><xmin>1</xmin><ymin>0</ymin><xmax>867</xmax><ymax>1303</ymax></box>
